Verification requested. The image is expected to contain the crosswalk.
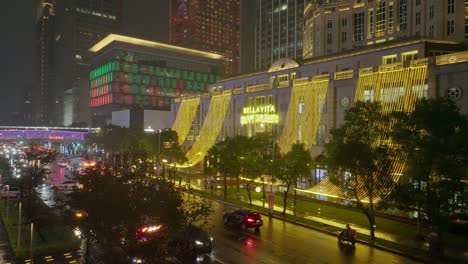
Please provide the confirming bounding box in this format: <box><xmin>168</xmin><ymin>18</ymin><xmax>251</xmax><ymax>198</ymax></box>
<box><xmin>3</xmin><ymin>251</ymin><xmax>81</xmax><ymax>264</ymax></box>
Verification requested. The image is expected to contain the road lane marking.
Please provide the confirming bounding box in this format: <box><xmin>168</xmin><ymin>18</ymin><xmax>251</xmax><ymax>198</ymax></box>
<box><xmin>205</xmin><ymin>253</ymin><xmax>229</xmax><ymax>264</ymax></box>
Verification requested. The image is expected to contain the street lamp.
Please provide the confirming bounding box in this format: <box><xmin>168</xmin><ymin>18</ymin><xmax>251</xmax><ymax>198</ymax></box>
<box><xmin>144</xmin><ymin>127</ymin><xmax>162</xmax><ymax>177</ymax></box>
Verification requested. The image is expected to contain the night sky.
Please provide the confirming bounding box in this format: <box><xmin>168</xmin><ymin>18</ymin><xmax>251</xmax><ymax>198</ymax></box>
<box><xmin>0</xmin><ymin>0</ymin><xmax>169</xmax><ymax>124</ymax></box>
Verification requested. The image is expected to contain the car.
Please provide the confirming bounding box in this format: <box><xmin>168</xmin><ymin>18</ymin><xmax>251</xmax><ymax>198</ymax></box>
<box><xmin>57</xmin><ymin>180</ymin><xmax>82</xmax><ymax>191</ymax></box>
<box><xmin>223</xmin><ymin>210</ymin><xmax>263</xmax><ymax>231</ymax></box>
<box><xmin>130</xmin><ymin>224</ymin><xmax>212</xmax><ymax>263</ymax></box>
<box><xmin>0</xmin><ymin>186</ymin><xmax>21</xmax><ymax>199</ymax></box>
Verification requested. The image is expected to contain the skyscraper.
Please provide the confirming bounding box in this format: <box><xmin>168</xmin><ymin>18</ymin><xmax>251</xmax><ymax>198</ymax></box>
<box><xmin>34</xmin><ymin>0</ymin><xmax>56</xmax><ymax>125</ymax></box>
<box><xmin>33</xmin><ymin>0</ymin><xmax>125</xmax><ymax>126</ymax></box>
<box><xmin>303</xmin><ymin>0</ymin><xmax>468</xmax><ymax>59</ymax></box>
<box><xmin>254</xmin><ymin>0</ymin><xmax>311</xmax><ymax>71</ymax></box>
<box><xmin>169</xmin><ymin>0</ymin><xmax>240</xmax><ymax>77</ymax></box>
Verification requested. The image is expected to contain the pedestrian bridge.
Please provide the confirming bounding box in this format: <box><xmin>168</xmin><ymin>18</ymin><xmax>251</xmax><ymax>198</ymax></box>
<box><xmin>0</xmin><ymin>126</ymin><xmax>99</xmax><ymax>141</ymax></box>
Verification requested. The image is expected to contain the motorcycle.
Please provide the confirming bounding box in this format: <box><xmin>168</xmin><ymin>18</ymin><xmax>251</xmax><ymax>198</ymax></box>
<box><xmin>338</xmin><ymin>228</ymin><xmax>356</xmax><ymax>246</ymax></box>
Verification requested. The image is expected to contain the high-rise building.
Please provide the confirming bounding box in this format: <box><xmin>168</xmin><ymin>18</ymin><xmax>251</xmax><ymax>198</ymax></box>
<box><xmin>303</xmin><ymin>0</ymin><xmax>468</xmax><ymax>59</ymax></box>
<box><xmin>254</xmin><ymin>0</ymin><xmax>311</xmax><ymax>71</ymax></box>
<box><xmin>240</xmin><ymin>0</ymin><xmax>257</xmax><ymax>74</ymax></box>
<box><xmin>169</xmin><ymin>0</ymin><xmax>240</xmax><ymax>77</ymax></box>
<box><xmin>53</xmin><ymin>0</ymin><xmax>122</xmax><ymax>126</ymax></box>
<box><xmin>34</xmin><ymin>0</ymin><xmax>56</xmax><ymax>125</ymax></box>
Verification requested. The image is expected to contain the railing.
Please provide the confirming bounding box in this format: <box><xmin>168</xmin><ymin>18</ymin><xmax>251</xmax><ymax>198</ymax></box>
<box><xmin>233</xmin><ymin>87</ymin><xmax>244</xmax><ymax>94</ymax></box>
<box><xmin>246</xmin><ymin>83</ymin><xmax>272</xmax><ymax>93</ymax></box>
<box><xmin>436</xmin><ymin>51</ymin><xmax>468</xmax><ymax>66</ymax></box>
<box><xmin>334</xmin><ymin>70</ymin><xmax>354</xmax><ymax>80</ymax></box>
<box><xmin>359</xmin><ymin>67</ymin><xmax>374</xmax><ymax>76</ymax></box>
<box><xmin>379</xmin><ymin>62</ymin><xmax>403</xmax><ymax>72</ymax></box>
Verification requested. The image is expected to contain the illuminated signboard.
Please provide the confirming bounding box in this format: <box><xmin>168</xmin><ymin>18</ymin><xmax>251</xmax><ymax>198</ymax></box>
<box><xmin>240</xmin><ymin>104</ymin><xmax>279</xmax><ymax>125</ymax></box>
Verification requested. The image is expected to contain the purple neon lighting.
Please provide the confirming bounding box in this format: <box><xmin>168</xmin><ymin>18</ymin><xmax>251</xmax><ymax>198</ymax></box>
<box><xmin>0</xmin><ymin>130</ymin><xmax>86</xmax><ymax>141</ymax></box>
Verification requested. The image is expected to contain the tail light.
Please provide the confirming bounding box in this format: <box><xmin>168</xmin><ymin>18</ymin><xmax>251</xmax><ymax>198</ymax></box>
<box><xmin>247</xmin><ymin>218</ymin><xmax>255</xmax><ymax>222</ymax></box>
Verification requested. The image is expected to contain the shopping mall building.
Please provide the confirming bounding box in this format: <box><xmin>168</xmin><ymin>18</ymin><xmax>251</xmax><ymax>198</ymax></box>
<box><xmin>171</xmin><ymin>38</ymin><xmax>468</xmax><ymax>180</ymax></box>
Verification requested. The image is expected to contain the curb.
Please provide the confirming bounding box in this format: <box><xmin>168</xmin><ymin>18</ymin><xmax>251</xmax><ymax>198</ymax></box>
<box><xmin>192</xmin><ymin>193</ymin><xmax>429</xmax><ymax>263</ymax></box>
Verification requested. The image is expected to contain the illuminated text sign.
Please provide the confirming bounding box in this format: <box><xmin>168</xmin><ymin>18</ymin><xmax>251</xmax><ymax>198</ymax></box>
<box><xmin>240</xmin><ymin>104</ymin><xmax>279</xmax><ymax>125</ymax></box>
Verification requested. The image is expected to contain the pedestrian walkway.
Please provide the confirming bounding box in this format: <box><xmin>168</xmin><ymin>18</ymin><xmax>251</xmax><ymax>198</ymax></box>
<box><xmin>0</xmin><ymin>217</ymin><xmax>14</xmax><ymax>264</ymax></box>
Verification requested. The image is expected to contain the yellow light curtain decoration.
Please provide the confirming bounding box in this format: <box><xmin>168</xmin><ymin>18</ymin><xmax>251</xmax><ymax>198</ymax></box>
<box><xmin>183</xmin><ymin>92</ymin><xmax>232</xmax><ymax>167</ymax></box>
<box><xmin>308</xmin><ymin>59</ymin><xmax>428</xmax><ymax>202</ymax></box>
<box><xmin>172</xmin><ymin>97</ymin><xmax>200</xmax><ymax>145</ymax></box>
<box><xmin>278</xmin><ymin>75</ymin><xmax>329</xmax><ymax>153</ymax></box>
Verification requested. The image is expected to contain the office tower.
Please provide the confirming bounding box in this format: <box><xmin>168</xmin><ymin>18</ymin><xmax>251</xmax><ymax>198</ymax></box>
<box><xmin>303</xmin><ymin>0</ymin><xmax>468</xmax><ymax>59</ymax></box>
<box><xmin>34</xmin><ymin>0</ymin><xmax>56</xmax><ymax>125</ymax></box>
<box><xmin>54</xmin><ymin>0</ymin><xmax>122</xmax><ymax>125</ymax></box>
<box><xmin>169</xmin><ymin>0</ymin><xmax>240</xmax><ymax>77</ymax></box>
<box><xmin>254</xmin><ymin>0</ymin><xmax>311</xmax><ymax>71</ymax></box>
<box><xmin>240</xmin><ymin>0</ymin><xmax>257</xmax><ymax>74</ymax></box>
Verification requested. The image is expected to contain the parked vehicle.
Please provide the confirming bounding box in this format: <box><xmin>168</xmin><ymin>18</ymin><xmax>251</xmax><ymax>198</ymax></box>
<box><xmin>0</xmin><ymin>186</ymin><xmax>21</xmax><ymax>199</ymax></box>
<box><xmin>223</xmin><ymin>210</ymin><xmax>263</xmax><ymax>231</ymax></box>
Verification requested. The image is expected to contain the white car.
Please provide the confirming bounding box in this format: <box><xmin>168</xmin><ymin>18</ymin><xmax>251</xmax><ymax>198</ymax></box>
<box><xmin>57</xmin><ymin>181</ymin><xmax>82</xmax><ymax>191</ymax></box>
<box><xmin>0</xmin><ymin>186</ymin><xmax>21</xmax><ymax>199</ymax></box>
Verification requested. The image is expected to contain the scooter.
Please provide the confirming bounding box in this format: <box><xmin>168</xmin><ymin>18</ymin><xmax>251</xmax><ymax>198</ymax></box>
<box><xmin>338</xmin><ymin>228</ymin><xmax>356</xmax><ymax>246</ymax></box>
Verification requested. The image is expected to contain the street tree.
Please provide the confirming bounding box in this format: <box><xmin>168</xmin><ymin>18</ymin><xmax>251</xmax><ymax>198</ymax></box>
<box><xmin>321</xmin><ymin>101</ymin><xmax>394</xmax><ymax>240</ymax></box>
<box><xmin>276</xmin><ymin>143</ymin><xmax>311</xmax><ymax>215</ymax></box>
<box><xmin>207</xmin><ymin>136</ymin><xmax>245</xmax><ymax>199</ymax></box>
<box><xmin>388</xmin><ymin>98</ymin><xmax>468</xmax><ymax>255</ymax></box>
<box><xmin>159</xmin><ymin>130</ymin><xmax>187</xmax><ymax>179</ymax></box>
<box><xmin>242</xmin><ymin>133</ymin><xmax>275</xmax><ymax>206</ymax></box>
<box><xmin>68</xmin><ymin>164</ymin><xmax>213</xmax><ymax>263</ymax></box>
<box><xmin>21</xmin><ymin>144</ymin><xmax>58</xmax><ymax>241</ymax></box>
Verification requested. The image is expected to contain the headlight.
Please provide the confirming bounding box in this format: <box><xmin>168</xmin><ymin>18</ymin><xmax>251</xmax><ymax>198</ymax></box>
<box><xmin>194</xmin><ymin>240</ymin><xmax>204</xmax><ymax>246</ymax></box>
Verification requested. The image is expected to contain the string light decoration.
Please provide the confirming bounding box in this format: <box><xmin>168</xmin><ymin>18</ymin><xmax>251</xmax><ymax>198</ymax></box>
<box><xmin>183</xmin><ymin>92</ymin><xmax>232</xmax><ymax>167</ymax></box>
<box><xmin>172</xmin><ymin>97</ymin><xmax>200</xmax><ymax>144</ymax></box>
<box><xmin>308</xmin><ymin>59</ymin><xmax>428</xmax><ymax>201</ymax></box>
<box><xmin>278</xmin><ymin>75</ymin><xmax>329</xmax><ymax>153</ymax></box>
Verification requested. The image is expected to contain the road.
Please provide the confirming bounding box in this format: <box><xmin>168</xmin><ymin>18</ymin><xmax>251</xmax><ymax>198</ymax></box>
<box><xmin>39</xmin><ymin>165</ymin><xmax>419</xmax><ymax>264</ymax></box>
<box><xmin>196</xmin><ymin>200</ymin><xmax>419</xmax><ymax>264</ymax></box>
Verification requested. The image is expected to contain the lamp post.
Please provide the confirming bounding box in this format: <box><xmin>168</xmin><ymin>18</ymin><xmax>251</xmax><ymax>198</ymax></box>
<box><xmin>144</xmin><ymin>127</ymin><xmax>162</xmax><ymax>177</ymax></box>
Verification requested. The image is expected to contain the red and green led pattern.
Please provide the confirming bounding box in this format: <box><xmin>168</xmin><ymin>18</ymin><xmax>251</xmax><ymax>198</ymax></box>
<box><xmin>89</xmin><ymin>61</ymin><xmax>220</xmax><ymax>108</ymax></box>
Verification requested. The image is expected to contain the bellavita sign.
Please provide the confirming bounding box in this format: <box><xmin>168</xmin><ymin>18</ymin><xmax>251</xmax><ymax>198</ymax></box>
<box><xmin>240</xmin><ymin>104</ymin><xmax>279</xmax><ymax>125</ymax></box>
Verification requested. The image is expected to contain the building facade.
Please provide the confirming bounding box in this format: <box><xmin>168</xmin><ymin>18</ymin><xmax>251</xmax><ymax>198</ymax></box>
<box><xmin>255</xmin><ymin>0</ymin><xmax>312</xmax><ymax>71</ymax></box>
<box><xmin>169</xmin><ymin>0</ymin><xmax>240</xmax><ymax>76</ymax></box>
<box><xmin>89</xmin><ymin>34</ymin><xmax>223</xmax><ymax>127</ymax></box>
<box><xmin>303</xmin><ymin>0</ymin><xmax>468</xmax><ymax>59</ymax></box>
<box><xmin>171</xmin><ymin>39</ymin><xmax>468</xmax><ymax>167</ymax></box>
<box><xmin>54</xmin><ymin>0</ymin><xmax>122</xmax><ymax>126</ymax></box>
<box><xmin>34</xmin><ymin>0</ymin><xmax>56</xmax><ymax>125</ymax></box>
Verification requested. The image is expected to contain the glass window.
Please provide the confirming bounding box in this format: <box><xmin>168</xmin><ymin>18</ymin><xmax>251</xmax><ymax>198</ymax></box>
<box><xmin>447</xmin><ymin>20</ymin><xmax>455</xmax><ymax>35</ymax></box>
<box><xmin>353</xmin><ymin>12</ymin><xmax>365</xmax><ymax>41</ymax></box>
<box><xmin>448</xmin><ymin>0</ymin><xmax>455</xmax><ymax>14</ymax></box>
<box><xmin>382</xmin><ymin>54</ymin><xmax>397</xmax><ymax>64</ymax></box>
<box><xmin>401</xmin><ymin>51</ymin><xmax>418</xmax><ymax>62</ymax></box>
<box><xmin>327</xmin><ymin>19</ymin><xmax>333</xmax><ymax>29</ymax></box>
<box><xmin>465</xmin><ymin>18</ymin><xmax>468</xmax><ymax>39</ymax></box>
<box><xmin>368</xmin><ymin>9</ymin><xmax>374</xmax><ymax>38</ymax></box>
<box><xmin>376</xmin><ymin>0</ymin><xmax>386</xmax><ymax>37</ymax></box>
<box><xmin>416</xmin><ymin>12</ymin><xmax>421</xmax><ymax>25</ymax></box>
<box><xmin>399</xmin><ymin>0</ymin><xmax>407</xmax><ymax>31</ymax></box>
<box><xmin>341</xmin><ymin>32</ymin><xmax>347</xmax><ymax>42</ymax></box>
<box><xmin>388</xmin><ymin>3</ymin><xmax>394</xmax><ymax>33</ymax></box>
<box><xmin>317</xmin><ymin>124</ymin><xmax>326</xmax><ymax>146</ymax></box>
<box><xmin>342</xmin><ymin>18</ymin><xmax>347</xmax><ymax>27</ymax></box>
<box><xmin>327</xmin><ymin>33</ymin><xmax>332</xmax><ymax>44</ymax></box>
<box><xmin>364</xmin><ymin>89</ymin><xmax>375</xmax><ymax>102</ymax></box>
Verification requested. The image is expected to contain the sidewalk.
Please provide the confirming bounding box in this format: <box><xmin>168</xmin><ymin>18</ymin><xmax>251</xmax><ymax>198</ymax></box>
<box><xmin>0</xmin><ymin>217</ymin><xmax>14</xmax><ymax>264</ymax></box>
